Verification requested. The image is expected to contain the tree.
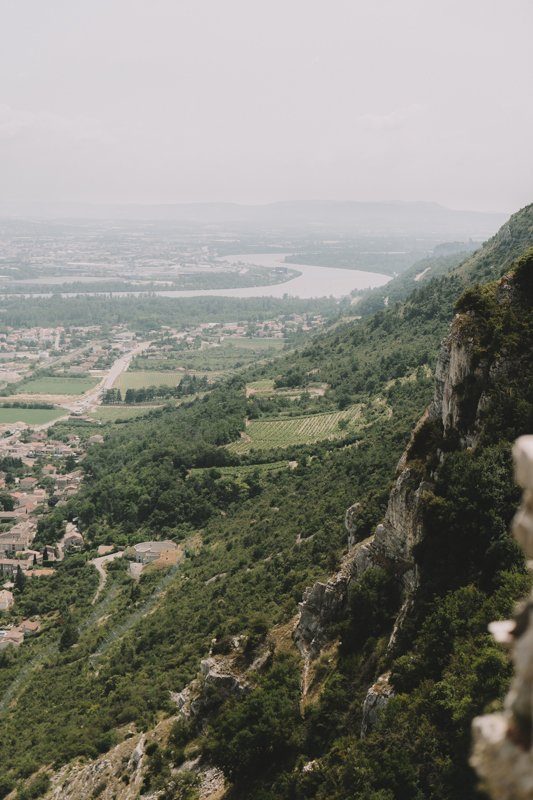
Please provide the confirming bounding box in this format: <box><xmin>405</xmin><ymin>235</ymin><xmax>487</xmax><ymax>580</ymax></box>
<box><xmin>14</xmin><ymin>565</ymin><xmax>26</xmax><ymax>594</ymax></box>
<box><xmin>0</xmin><ymin>491</ymin><xmax>15</xmax><ymax>511</ymax></box>
<box><xmin>59</xmin><ymin>619</ymin><xmax>79</xmax><ymax>650</ymax></box>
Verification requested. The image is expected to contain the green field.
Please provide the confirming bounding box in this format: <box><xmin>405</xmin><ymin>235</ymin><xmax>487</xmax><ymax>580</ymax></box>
<box><xmin>91</xmin><ymin>405</ymin><xmax>162</xmax><ymax>422</ymax></box>
<box><xmin>0</xmin><ymin>406</ymin><xmax>65</xmax><ymax>425</ymax></box>
<box><xmin>17</xmin><ymin>376</ymin><xmax>98</xmax><ymax>395</ymax></box>
<box><xmin>226</xmin><ymin>404</ymin><xmax>366</xmax><ymax>454</ymax></box>
<box><xmin>113</xmin><ymin>370</ymin><xmax>187</xmax><ymax>391</ymax></box>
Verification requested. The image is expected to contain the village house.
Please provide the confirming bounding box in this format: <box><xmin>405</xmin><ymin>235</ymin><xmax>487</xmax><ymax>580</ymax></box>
<box><xmin>0</xmin><ymin>537</ymin><xmax>24</xmax><ymax>558</ymax></box>
<box><xmin>19</xmin><ymin>476</ymin><xmax>38</xmax><ymax>491</ymax></box>
<box><xmin>63</xmin><ymin>524</ymin><xmax>84</xmax><ymax>552</ymax></box>
<box><xmin>0</xmin><ymin>590</ymin><xmax>14</xmax><ymax>612</ymax></box>
<box><xmin>18</xmin><ymin>619</ymin><xmax>40</xmax><ymax>636</ymax></box>
<box><xmin>0</xmin><ymin>629</ymin><xmax>23</xmax><ymax>649</ymax></box>
<box><xmin>0</xmin><ymin>557</ymin><xmax>32</xmax><ymax>578</ymax></box>
<box><xmin>0</xmin><ymin>531</ymin><xmax>32</xmax><ymax>557</ymax></box>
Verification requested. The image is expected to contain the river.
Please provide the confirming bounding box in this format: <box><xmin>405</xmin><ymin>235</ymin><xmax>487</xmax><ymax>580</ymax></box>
<box><xmin>0</xmin><ymin>253</ymin><xmax>391</xmax><ymax>300</ymax></box>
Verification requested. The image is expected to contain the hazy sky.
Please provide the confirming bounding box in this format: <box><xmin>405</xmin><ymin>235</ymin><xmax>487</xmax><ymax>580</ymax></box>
<box><xmin>1</xmin><ymin>0</ymin><xmax>532</xmax><ymax>212</ymax></box>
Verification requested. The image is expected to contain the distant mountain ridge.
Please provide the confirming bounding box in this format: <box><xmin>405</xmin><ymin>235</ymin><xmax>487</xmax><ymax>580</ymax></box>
<box><xmin>0</xmin><ymin>200</ymin><xmax>506</xmax><ymax>237</ymax></box>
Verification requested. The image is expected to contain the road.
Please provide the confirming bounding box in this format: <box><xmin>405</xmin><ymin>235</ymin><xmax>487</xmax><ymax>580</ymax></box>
<box><xmin>89</xmin><ymin>551</ymin><xmax>124</xmax><ymax>604</ymax></box>
<box><xmin>31</xmin><ymin>340</ymin><xmax>150</xmax><ymax>430</ymax></box>
<box><xmin>72</xmin><ymin>340</ymin><xmax>150</xmax><ymax>415</ymax></box>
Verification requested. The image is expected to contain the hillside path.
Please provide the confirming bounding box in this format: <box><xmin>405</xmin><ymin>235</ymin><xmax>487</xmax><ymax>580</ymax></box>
<box><xmin>89</xmin><ymin>551</ymin><xmax>124</xmax><ymax>604</ymax></box>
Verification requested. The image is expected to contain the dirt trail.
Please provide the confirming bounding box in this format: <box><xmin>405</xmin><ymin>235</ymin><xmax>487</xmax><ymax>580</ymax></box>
<box><xmin>89</xmin><ymin>551</ymin><xmax>124</xmax><ymax>604</ymax></box>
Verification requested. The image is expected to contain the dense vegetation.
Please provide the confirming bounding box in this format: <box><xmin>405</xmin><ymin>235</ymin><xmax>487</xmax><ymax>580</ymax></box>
<box><xmin>0</xmin><ymin>295</ymin><xmax>343</xmax><ymax>332</ymax></box>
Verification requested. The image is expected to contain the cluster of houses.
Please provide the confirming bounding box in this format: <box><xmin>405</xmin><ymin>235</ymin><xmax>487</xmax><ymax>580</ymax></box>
<box><xmin>0</xmin><ymin>430</ymin><xmax>85</xmax><ymax>593</ymax></box>
<box><xmin>0</xmin><ymin>322</ymin><xmax>142</xmax><ymax>390</ymax></box>
<box><xmin>0</xmin><ymin>350</ymin><xmax>184</xmax><ymax>655</ymax></box>
<box><xmin>0</xmin><ymin>430</ymin><xmax>85</xmax><ymax>649</ymax></box>
<box><xmin>0</xmin><ymin>520</ymin><xmax>84</xmax><ymax>581</ymax></box>
<box><xmin>139</xmin><ymin>314</ymin><xmax>326</xmax><ymax>370</ymax></box>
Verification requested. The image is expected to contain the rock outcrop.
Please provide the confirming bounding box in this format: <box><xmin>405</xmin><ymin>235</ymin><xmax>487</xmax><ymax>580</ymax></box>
<box><xmin>360</xmin><ymin>672</ymin><xmax>395</xmax><ymax>737</ymax></box>
<box><xmin>200</xmin><ymin>655</ymin><xmax>250</xmax><ymax>697</ymax></box>
<box><xmin>432</xmin><ymin>323</ymin><xmax>477</xmax><ymax>438</ymax></box>
<box><xmin>345</xmin><ymin>502</ymin><xmax>361</xmax><ymax>548</ymax></box>
<box><xmin>293</xmin><ymin>537</ymin><xmax>372</xmax><ymax>659</ymax></box>
<box><xmin>471</xmin><ymin>435</ymin><xmax>533</xmax><ymax>799</ymax></box>
<box><xmin>21</xmin><ymin>720</ymin><xmax>169</xmax><ymax>800</ymax></box>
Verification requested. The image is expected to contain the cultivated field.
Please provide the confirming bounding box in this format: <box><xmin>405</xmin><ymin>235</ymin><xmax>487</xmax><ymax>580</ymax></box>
<box><xmin>113</xmin><ymin>370</ymin><xmax>185</xmax><ymax>391</ymax></box>
<box><xmin>226</xmin><ymin>404</ymin><xmax>365</xmax><ymax>454</ymax></box>
<box><xmin>16</xmin><ymin>376</ymin><xmax>98</xmax><ymax>395</ymax></box>
<box><xmin>246</xmin><ymin>379</ymin><xmax>329</xmax><ymax>398</ymax></box>
<box><xmin>0</xmin><ymin>406</ymin><xmax>65</xmax><ymax>425</ymax></box>
<box><xmin>90</xmin><ymin>405</ymin><xmax>162</xmax><ymax>422</ymax></box>
<box><xmin>246</xmin><ymin>379</ymin><xmax>276</xmax><ymax>395</ymax></box>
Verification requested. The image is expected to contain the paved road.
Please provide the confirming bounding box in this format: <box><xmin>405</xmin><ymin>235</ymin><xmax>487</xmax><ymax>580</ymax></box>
<box><xmin>32</xmin><ymin>340</ymin><xmax>150</xmax><ymax>430</ymax></box>
<box><xmin>72</xmin><ymin>340</ymin><xmax>151</xmax><ymax>416</ymax></box>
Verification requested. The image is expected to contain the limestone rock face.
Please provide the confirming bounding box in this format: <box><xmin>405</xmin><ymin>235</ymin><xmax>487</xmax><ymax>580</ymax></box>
<box><xmin>471</xmin><ymin>435</ymin><xmax>533</xmax><ymax>799</ymax></box>
<box><xmin>361</xmin><ymin>672</ymin><xmax>395</xmax><ymax>737</ymax></box>
<box><xmin>345</xmin><ymin>502</ymin><xmax>361</xmax><ymax>548</ymax></box>
<box><xmin>368</xmin><ymin>470</ymin><xmax>430</xmax><ymax>590</ymax></box>
<box><xmin>432</xmin><ymin>324</ymin><xmax>476</xmax><ymax>436</ymax></box>
<box><xmin>294</xmin><ymin>310</ymin><xmax>485</xmax><ymax>664</ymax></box>
<box><xmin>294</xmin><ymin>547</ymin><xmax>363</xmax><ymax>658</ymax></box>
<box><xmin>200</xmin><ymin>655</ymin><xmax>250</xmax><ymax>697</ymax></box>
<box><xmin>22</xmin><ymin>719</ymin><xmax>173</xmax><ymax>800</ymax></box>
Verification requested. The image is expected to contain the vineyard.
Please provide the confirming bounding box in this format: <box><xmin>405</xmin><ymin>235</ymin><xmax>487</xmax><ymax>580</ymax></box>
<box><xmin>90</xmin><ymin>405</ymin><xmax>161</xmax><ymax>422</ymax></box>
<box><xmin>246</xmin><ymin>379</ymin><xmax>329</xmax><ymax>398</ymax></box>
<box><xmin>226</xmin><ymin>403</ymin><xmax>369</xmax><ymax>454</ymax></box>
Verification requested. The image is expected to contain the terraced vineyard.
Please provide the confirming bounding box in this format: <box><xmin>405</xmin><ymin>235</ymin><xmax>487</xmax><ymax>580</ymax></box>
<box><xmin>226</xmin><ymin>403</ymin><xmax>375</xmax><ymax>454</ymax></box>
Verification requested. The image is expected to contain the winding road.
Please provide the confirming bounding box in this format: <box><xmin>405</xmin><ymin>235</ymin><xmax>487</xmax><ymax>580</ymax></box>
<box><xmin>89</xmin><ymin>551</ymin><xmax>124</xmax><ymax>605</ymax></box>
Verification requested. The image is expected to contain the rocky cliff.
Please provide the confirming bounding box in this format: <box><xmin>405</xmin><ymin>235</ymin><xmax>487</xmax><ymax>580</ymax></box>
<box><xmin>295</xmin><ymin>309</ymin><xmax>482</xmax><ymax>648</ymax></box>
<box><xmin>294</xmin><ymin>267</ymin><xmax>528</xmax><ymax>736</ymax></box>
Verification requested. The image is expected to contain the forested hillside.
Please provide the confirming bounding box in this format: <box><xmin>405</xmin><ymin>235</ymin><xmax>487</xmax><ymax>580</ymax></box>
<box><xmin>0</xmin><ymin>206</ymin><xmax>532</xmax><ymax>800</ymax></box>
<box><xmin>254</xmin><ymin>204</ymin><xmax>533</xmax><ymax>409</ymax></box>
